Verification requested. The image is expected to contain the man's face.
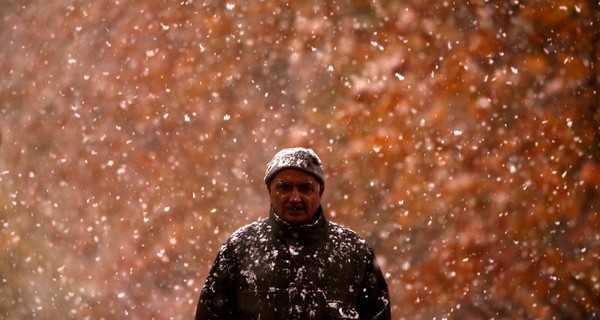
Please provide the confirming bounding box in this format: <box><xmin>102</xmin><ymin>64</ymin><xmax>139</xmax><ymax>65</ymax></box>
<box><xmin>267</xmin><ymin>169</ymin><xmax>324</xmax><ymax>225</ymax></box>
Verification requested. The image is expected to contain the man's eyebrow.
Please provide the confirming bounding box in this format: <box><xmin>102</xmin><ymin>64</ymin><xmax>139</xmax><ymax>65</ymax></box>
<box><xmin>275</xmin><ymin>181</ymin><xmax>315</xmax><ymax>187</ymax></box>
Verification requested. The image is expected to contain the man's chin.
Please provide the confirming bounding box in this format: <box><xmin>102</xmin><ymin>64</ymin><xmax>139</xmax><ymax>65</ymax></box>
<box><xmin>282</xmin><ymin>211</ymin><xmax>308</xmax><ymax>223</ymax></box>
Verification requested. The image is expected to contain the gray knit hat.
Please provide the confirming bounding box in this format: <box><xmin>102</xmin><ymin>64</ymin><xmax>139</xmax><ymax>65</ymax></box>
<box><xmin>264</xmin><ymin>148</ymin><xmax>325</xmax><ymax>186</ymax></box>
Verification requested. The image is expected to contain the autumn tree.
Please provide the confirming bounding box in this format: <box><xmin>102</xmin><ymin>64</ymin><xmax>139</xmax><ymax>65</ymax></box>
<box><xmin>1</xmin><ymin>0</ymin><xmax>598</xmax><ymax>318</ymax></box>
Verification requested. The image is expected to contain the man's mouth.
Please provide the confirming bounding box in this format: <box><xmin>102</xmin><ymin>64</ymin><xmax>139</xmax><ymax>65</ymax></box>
<box><xmin>285</xmin><ymin>204</ymin><xmax>304</xmax><ymax>212</ymax></box>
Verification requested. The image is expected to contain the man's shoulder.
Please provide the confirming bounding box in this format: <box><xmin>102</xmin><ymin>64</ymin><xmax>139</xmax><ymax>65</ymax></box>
<box><xmin>325</xmin><ymin>221</ymin><xmax>376</xmax><ymax>261</ymax></box>
<box><xmin>226</xmin><ymin>218</ymin><xmax>270</xmax><ymax>244</ymax></box>
<box><xmin>327</xmin><ymin>221</ymin><xmax>370</xmax><ymax>246</ymax></box>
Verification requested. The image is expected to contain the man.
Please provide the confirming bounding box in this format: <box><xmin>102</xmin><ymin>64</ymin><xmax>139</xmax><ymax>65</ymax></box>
<box><xmin>195</xmin><ymin>147</ymin><xmax>391</xmax><ymax>319</ymax></box>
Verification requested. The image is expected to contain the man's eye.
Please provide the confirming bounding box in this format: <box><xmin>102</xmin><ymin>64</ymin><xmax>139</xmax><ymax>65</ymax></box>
<box><xmin>276</xmin><ymin>184</ymin><xmax>292</xmax><ymax>192</ymax></box>
<box><xmin>299</xmin><ymin>184</ymin><xmax>314</xmax><ymax>194</ymax></box>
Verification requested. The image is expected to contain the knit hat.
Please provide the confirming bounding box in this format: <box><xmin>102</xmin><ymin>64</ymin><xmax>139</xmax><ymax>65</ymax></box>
<box><xmin>264</xmin><ymin>148</ymin><xmax>325</xmax><ymax>186</ymax></box>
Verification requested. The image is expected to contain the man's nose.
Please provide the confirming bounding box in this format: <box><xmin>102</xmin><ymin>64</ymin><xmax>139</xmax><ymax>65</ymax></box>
<box><xmin>289</xmin><ymin>188</ymin><xmax>301</xmax><ymax>202</ymax></box>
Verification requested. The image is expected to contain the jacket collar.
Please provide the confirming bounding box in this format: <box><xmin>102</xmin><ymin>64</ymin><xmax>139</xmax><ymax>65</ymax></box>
<box><xmin>268</xmin><ymin>206</ymin><xmax>328</xmax><ymax>245</ymax></box>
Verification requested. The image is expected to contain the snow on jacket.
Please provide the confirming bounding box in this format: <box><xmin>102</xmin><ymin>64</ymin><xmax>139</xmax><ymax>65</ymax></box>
<box><xmin>195</xmin><ymin>207</ymin><xmax>391</xmax><ymax>319</ymax></box>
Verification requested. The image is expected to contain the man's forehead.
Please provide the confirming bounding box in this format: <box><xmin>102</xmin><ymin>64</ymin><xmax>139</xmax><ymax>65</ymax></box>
<box><xmin>272</xmin><ymin>169</ymin><xmax>318</xmax><ymax>183</ymax></box>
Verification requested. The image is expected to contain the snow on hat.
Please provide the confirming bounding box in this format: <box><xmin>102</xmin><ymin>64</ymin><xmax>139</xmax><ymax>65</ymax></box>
<box><xmin>264</xmin><ymin>147</ymin><xmax>325</xmax><ymax>186</ymax></box>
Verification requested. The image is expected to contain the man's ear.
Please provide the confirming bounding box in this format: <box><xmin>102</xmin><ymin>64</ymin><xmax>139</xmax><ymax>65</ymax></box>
<box><xmin>319</xmin><ymin>185</ymin><xmax>325</xmax><ymax>197</ymax></box>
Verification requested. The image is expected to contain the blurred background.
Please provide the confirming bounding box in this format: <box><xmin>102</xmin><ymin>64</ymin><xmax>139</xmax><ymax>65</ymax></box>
<box><xmin>1</xmin><ymin>0</ymin><xmax>599</xmax><ymax>319</ymax></box>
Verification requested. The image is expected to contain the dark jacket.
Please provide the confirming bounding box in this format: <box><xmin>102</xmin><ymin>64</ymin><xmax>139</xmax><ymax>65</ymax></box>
<box><xmin>195</xmin><ymin>207</ymin><xmax>391</xmax><ymax>319</ymax></box>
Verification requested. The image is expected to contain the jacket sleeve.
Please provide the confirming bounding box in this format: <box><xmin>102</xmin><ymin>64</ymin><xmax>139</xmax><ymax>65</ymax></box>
<box><xmin>195</xmin><ymin>243</ymin><xmax>236</xmax><ymax>320</ymax></box>
<box><xmin>357</xmin><ymin>248</ymin><xmax>391</xmax><ymax>320</ymax></box>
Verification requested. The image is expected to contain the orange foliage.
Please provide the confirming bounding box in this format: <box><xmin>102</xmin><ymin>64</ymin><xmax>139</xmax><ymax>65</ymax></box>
<box><xmin>1</xmin><ymin>0</ymin><xmax>599</xmax><ymax>319</ymax></box>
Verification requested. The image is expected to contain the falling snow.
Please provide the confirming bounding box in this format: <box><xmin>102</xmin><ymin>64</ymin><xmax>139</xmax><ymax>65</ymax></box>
<box><xmin>1</xmin><ymin>0</ymin><xmax>599</xmax><ymax>319</ymax></box>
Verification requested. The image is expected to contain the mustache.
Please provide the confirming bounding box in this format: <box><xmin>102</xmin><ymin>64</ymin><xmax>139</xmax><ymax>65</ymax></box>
<box><xmin>284</xmin><ymin>203</ymin><xmax>305</xmax><ymax>210</ymax></box>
